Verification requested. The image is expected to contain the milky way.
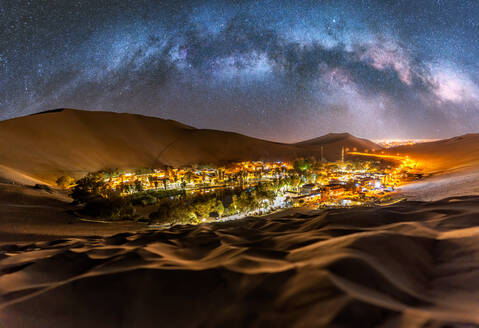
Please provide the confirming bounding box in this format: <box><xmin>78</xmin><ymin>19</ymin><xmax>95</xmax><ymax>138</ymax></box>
<box><xmin>1</xmin><ymin>1</ymin><xmax>479</xmax><ymax>141</ymax></box>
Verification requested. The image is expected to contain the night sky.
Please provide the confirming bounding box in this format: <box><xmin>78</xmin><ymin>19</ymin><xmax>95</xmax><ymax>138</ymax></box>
<box><xmin>1</xmin><ymin>1</ymin><xmax>479</xmax><ymax>142</ymax></box>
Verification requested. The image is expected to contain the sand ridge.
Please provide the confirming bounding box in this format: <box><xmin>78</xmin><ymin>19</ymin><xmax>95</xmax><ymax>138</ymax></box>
<box><xmin>2</xmin><ymin>196</ymin><xmax>479</xmax><ymax>327</ymax></box>
<box><xmin>0</xmin><ymin>108</ymin><xmax>382</xmax><ymax>184</ymax></box>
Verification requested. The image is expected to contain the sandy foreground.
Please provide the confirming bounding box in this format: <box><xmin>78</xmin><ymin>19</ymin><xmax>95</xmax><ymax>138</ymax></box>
<box><xmin>2</xmin><ymin>111</ymin><xmax>479</xmax><ymax>327</ymax></box>
<box><xmin>0</xmin><ymin>184</ymin><xmax>145</xmax><ymax>243</ymax></box>
<box><xmin>2</xmin><ymin>179</ymin><xmax>479</xmax><ymax>326</ymax></box>
<box><xmin>398</xmin><ymin>168</ymin><xmax>479</xmax><ymax>201</ymax></box>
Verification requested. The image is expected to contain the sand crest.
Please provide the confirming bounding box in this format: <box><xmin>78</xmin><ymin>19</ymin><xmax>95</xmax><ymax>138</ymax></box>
<box><xmin>2</xmin><ymin>197</ymin><xmax>479</xmax><ymax>327</ymax></box>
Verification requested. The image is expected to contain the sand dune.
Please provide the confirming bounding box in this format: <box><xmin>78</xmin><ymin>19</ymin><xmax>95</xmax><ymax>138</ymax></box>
<box><xmin>392</xmin><ymin>134</ymin><xmax>479</xmax><ymax>173</ymax></box>
<box><xmin>2</xmin><ymin>109</ymin><xmax>479</xmax><ymax>327</ymax></box>
<box><xmin>295</xmin><ymin>132</ymin><xmax>382</xmax><ymax>160</ymax></box>
<box><xmin>0</xmin><ymin>165</ymin><xmax>46</xmax><ymax>186</ymax></box>
<box><xmin>391</xmin><ymin>134</ymin><xmax>479</xmax><ymax>200</ymax></box>
<box><xmin>399</xmin><ymin>169</ymin><xmax>479</xmax><ymax>201</ymax></box>
<box><xmin>1</xmin><ymin>196</ymin><xmax>479</xmax><ymax>327</ymax></box>
<box><xmin>0</xmin><ymin>109</ymin><xmax>381</xmax><ymax>184</ymax></box>
<box><xmin>0</xmin><ymin>108</ymin><xmax>197</xmax><ymax>184</ymax></box>
<box><xmin>0</xmin><ymin>183</ymin><xmax>145</xmax><ymax>243</ymax></box>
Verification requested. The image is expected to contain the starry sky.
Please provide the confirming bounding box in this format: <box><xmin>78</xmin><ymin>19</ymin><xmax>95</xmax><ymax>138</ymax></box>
<box><xmin>1</xmin><ymin>0</ymin><xmax>479</xmax><ymax>142</ymax></box>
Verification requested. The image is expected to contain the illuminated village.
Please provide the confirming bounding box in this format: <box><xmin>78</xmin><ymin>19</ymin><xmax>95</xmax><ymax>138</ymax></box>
<box><xmin>374</xmin><ymin>138</ymin><xmax>439</xmax><ymax>148</ymax></box>
<box><xmin>63</xmin><ymin>151</ymin><xmax>420</xmax><ymax>225</ymax></box>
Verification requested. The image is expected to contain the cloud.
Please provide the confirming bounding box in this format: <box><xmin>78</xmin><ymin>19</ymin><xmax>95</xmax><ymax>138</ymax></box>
<box><xmin>429</xmin><ymin>64</ymin><xmax>479</xmax><ymax>104</ymax></box>
<box><xmin>168</xmin><ymin>15</ymin><xmax>421</xmax><ymax>101</ymax></box>
<box><xmin>359</xmin><ymin>41</ymin><xmax>412</xmax><ymax>85</ymax></box>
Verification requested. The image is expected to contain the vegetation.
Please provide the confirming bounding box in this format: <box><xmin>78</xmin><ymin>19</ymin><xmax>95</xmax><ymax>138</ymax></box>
<box><xmin>148</xmin><ymin>180</ymin><xmax>285</xmax><ymax>225</ymax></box>
<box><xmin>82</xmin><ymin>195</ymin><xmax>135</xmax><ymax>221</ymax></box>
<box><xmin>70</xmin><ymin>173</ymin><xmax>113</xmax><ymax>204</ymax></box>
<box><xmin>69</xmin><ymin>171</ymin><xmax>188</xmax><ymax>221</ymax></box>
<box><xmin>294</xmin><ymin>158</ymin><xmax>314</xmax><ymax>172</ymax></box>
<box><xmin>66</xmin><ymin>156</ymin><xmax>412</xmax><ymax>224</ymax></box>
<box><xmin>56</xmin><ymin>175</ymin><xmax>75</xmax><ymax>189</ymax></box>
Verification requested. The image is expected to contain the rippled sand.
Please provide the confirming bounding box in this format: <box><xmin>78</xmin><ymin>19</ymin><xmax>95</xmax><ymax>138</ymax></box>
<box><xmin>2</xmin><ymin>197</ymin><xmax>479</xmax><ymax>327</ymax></box>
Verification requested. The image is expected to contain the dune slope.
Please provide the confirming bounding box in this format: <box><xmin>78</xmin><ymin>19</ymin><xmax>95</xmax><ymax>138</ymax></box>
<box><xmin>2</xmin><ymin>109</ymin><xmax>372</xmax><ymax>184</ymax></box>
<box><xmin>391</xmin><ymin>134</ymin><xmax>479</xmax><ymax>200</ymax></box>
<box><xmin>0</xmin><ymin>109</ymin><xmax>194</xmax><ymax>183</ymax></box>
<box><xmin>392</xmin><ymin>134</ymin><xmax>479</xmax><ymax>173</ymax></box>
<box><xmin>2</xmin><ymin>196</ymin><xmax>479</xmax><ymax>327</ymax></box>
<box><xmin>295</xmin><ymin>132</ymin><xmax>383</xmax><ymax>160</ymax></box>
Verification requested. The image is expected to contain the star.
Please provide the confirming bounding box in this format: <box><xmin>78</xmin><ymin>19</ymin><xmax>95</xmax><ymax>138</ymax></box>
<box><xmin>0</xmin><ymin>0</ymin><xmax>478</xmax><ymax>141</ymax></box>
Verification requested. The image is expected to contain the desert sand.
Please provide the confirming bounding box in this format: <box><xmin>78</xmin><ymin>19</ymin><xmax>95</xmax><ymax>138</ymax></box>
<box><xmin>2</xmin><ymin>197</ymin><xmax>479</xmax><ymax>327</ymax></box>
<box><xmin>0</xmin><ymin>183</ymin><xmax>145</xmax><ymax>243</ymax></box>
<box><xmin>391</xmin><ymin>134</ymin><xmax>479</xmax><ymax>173</ymax></box>
<box><xmin>295</xmin><ymin>132</ymin><xmax>382</xmax><ymax>160</ymax></box>
<box><xmin>0</xmin><ymin>109</ymin><xmax>382</xmax><ymax>184</ymax></box>
<box><xmin>391</xmin><ymin>134</ymin><xmax>479</xmax><ymax>201</ymax></box>
<box><xmin>2</xmin><ymin>110</ymin><xmax>479</xmax><ymax>327</ymax></box>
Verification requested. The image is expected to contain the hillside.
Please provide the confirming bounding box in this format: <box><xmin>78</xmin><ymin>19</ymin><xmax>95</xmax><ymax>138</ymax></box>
<box><xmin>0</xmin><ymin>109</ymin><xmax>386</xmax><ymax>185</ymax></box>
<box><xmin>390</xmin><ymin>134</ymin><xmax>479</xmax><ymax>201</ymax></box>
<box><xmin>0</xmin><ymin>109</ymin><xmax>192</xmax><ymax>183</ymax></box>
<box><xmin>294</xmin><ymin>132</ymin><xmax>383</xmax><ymax>160</ymax></box>
<box><xmin>0</xmin><ymin>109</ymin><xmax>295</xmax><ymax>184</ymax></box>
<box><xmin>0</xmin><ymin>109</ymin><xmax>383</xmax><ymax>184</ymax></box>
<box><xmin>391</xmin><ymin>134</ymin><xmax>479</xmax><ymax>173</ymax></box>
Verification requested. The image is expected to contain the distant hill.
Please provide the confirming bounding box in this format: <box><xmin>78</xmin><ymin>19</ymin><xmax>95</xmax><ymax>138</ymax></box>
<box><xmin>294</xmin><ymin>132</ymin><xmax>383</xmax><ymax>160</ymax></box>
<box><xmin>0</xmin><ymin>109</ymin><xmax>193</xmax><ymax>183</ymax></box>
<box><xmin>388</xmin><ymin>134</ymin><xmax>479</xmax><ymax>201</ymax></box>
<box><xmin>390</xmin><ymin>133</ymin><xmax>479</xmax><ymax>173</ymax></box>
<box><xmin>0</xmin><ymin>109</ymin><xmax>381</xmax><ymax>184</ymax></box>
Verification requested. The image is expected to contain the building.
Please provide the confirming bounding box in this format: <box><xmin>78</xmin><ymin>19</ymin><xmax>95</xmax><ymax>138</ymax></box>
<box><xmin>300</xmin><ymin>183</ymin><xmax>316</xmax><ymax>195</ymax></box>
